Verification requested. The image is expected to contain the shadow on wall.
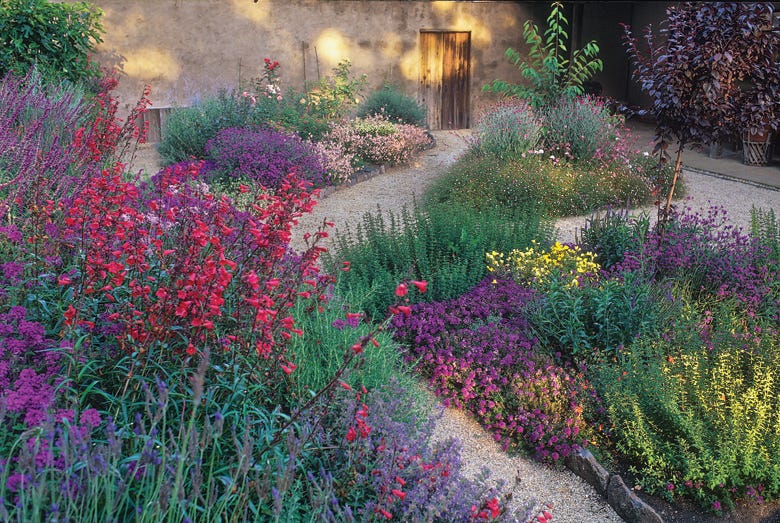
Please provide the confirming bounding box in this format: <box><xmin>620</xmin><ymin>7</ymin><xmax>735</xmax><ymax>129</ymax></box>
<box><xmin>92</xmin><ymin>0</ymin><xmax>530</xmax><ymax>129</ymax></box>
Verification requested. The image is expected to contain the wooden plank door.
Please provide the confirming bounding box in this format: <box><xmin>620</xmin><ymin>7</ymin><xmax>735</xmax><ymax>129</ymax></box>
<box><xmin>420</xmin><ymin>31</ymin><xmax>471</xmax><ymax>130</ymax></box>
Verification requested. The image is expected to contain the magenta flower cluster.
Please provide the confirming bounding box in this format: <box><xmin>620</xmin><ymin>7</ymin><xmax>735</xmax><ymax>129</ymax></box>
<box><xmin>0</xmin><ymin>306</ymin><xmax>63</xmax><ymax>426</ymax></box>
<box><xmin>205</xmin><ymin>126</ymin><xmax>328</xmax><ymax>188</ymax></box>
<box><xmin>392</xmin><ymin>278</ymin><xmax>595</xmax><ymax>462</ymax></box>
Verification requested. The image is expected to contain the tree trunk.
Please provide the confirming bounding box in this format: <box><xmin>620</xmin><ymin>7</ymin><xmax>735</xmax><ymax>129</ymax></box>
<box><xmin>662</xmin><ymin>142</ymin><xmax>684</xmax><ymax>224</ymax></box>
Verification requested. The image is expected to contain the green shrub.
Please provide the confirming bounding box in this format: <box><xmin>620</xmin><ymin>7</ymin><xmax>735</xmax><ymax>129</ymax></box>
<box><xmin>577</xmin><ymin>206</ymin><xmax>651</xmax><ymax>270</ymax></box>
<box><xmin>541</xmin><ymin>96</ymin><xmax>623</xmax><ymax>162</ymax></box>
<box><xmin>425</xmin><ymin>150</ymin><xmax>654</xmax><ymax>218</ymax></box>
<box><xmin>751</xmin><ymin>206</ymin><xmax>780</xmax><ymax>265</ymax></box>
<box><xmin>594</xmin><ymin>307</ymin><xmax>780</xmax><ymax>510</ymax></box>
<box><xmin>483</xmin><ymin>1</ymin><xmax>602</xmax><ymax>108</ymax></box>
<box><xmin>357</xmin><ymin>85</ymin><xmax>426</xmax><ymax>127</ymax></box>
<box><xmin>157</xmin><ymin>91</ymin><xmax>256</xmax><ymax>165</ymax></box>
<box><xmin>525</xmin><ymin>270</ymin><xmax>667</xmax><ymax>359</ymax></box>
<box><xmin>0</xmin><ymin>0</ymin><xmax>103</xmax><ymax>85</ymax></box>
<box><xmin>471</xmin><ymin>99</ymin><xmax>543</xmax><ymax>160</ymax></box>
<box><xmin>300</xmin><ymin>59</ymin><xmax>367</xmax><ymax>120</ymax></box>
<box><xmin>326</xmin><ymin>201</ymin><xmax>554</xmax><ymax>320</ymax></box>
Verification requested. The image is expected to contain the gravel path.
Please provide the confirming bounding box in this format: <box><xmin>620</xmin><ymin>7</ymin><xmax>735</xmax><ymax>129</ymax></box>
<box><xmin>291</xmin><ymin>130</ymin><xmax>780</xmax><ymax>522</ymax></box>
<box><xmin>293</xmin><ymin>131</ymin><xmax>625</xmax><ymax>522</ymax></box>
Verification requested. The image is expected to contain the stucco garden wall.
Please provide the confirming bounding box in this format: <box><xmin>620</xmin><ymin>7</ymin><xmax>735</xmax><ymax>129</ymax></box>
<box><xmin>87</xmin><ymin>0</ymin><xmax>534</xmax><ymax>118</ymax></box>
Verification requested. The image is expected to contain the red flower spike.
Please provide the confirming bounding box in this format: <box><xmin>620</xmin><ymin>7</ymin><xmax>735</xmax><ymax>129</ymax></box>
<box><xmin>63</xmin><ymin>305</ymin><xmax>77</xmax><ymax>327</ymax></box>
<box><xmin>411</xmin><ymin>280</ymin><xmax>428</xmax><ymax>293</ymax></box>
<box><xmin>351</xmin><ymin>343</ymin><xmax>363</xmax><ymax>354</ymax></box>
<box><xmin>396</xmin><ymin>305</ymin><xmax>412</xmax><ymax>316</ymax></box>
<box><xmin>346</xmin><ymin>427</ymin><xmax>357</xmax><ymax>442</ymax></box>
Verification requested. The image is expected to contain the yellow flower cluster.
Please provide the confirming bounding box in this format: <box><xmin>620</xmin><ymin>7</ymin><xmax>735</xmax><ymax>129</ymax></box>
<box><xmin>486</xmin><ymin>241</ymin><xmax>600</xmax><ymax>287</ymax></box>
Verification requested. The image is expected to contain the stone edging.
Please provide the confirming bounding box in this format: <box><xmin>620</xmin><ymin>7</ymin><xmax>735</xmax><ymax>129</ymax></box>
<box><xmin>566</xmin><ymin>449</ymin><xmax>665</xmax><ymax>523</ymax></box>
<box><xmin>318</xmin><ymin>164</ymin><xmax>388</xmax><ymax>199</ymax></box>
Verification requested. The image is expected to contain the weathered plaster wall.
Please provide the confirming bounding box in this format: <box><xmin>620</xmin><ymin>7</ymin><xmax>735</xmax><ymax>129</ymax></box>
<box><xmin>88</xmin><ymin>0</ymin><xmax>533</xmax><ymax>117</ymax></box>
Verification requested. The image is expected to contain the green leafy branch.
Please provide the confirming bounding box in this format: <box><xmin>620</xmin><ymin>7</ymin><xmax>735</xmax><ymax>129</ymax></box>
<box><xmin>484</xmin><ymin>2</ymin><xmax>603</xmax><ymax>108</ymax></box>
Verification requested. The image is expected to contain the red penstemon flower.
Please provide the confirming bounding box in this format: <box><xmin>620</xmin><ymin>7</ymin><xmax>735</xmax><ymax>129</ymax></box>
<box><xmin>411</xmin><ymin>280</ymin><xmax>428</xmax><ymax>293</ymax></box>
<box><xmin>59</xmin><ymin>157</ymin><xmax>330</xmax><ymax>373</ymax></box>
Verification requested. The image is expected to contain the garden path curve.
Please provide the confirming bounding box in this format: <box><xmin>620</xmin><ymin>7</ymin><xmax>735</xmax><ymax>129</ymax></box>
<box><xmin>291</xmin><ymin>131</ymin><xmax>780</xmax><ymax>522</ymax></box>
<box><xmin>292</xmin><ymin>131</ymin><xmax>624</xmax><ymax>522</ymax></box>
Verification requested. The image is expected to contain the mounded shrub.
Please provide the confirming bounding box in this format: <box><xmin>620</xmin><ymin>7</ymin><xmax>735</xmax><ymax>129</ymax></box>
<box><xmin>471</xmin><ymin>99</ymin><xmax>543</xmax><ymax>160</ymax></box>
<box><xmin>157</xmin><ymin>91</ymin><xmax>256</xmax><ymax>165</ymax></box>
<box><xmin>357</xmin><ymin>85</ymin><xmax>426</xmax><ymax>127</ymax></box>
<box><xmin>425</xmin><ymin>150</ymin><xmax>653</xmax><ymax>218</ymax></box>
<box><xmin>323</xmin><ymin>114</ymin><xmax>431</xmax><ymax>167</ymax></box>
<box><xmin>204</xmin><ymin>126</ymin><xmax>328</xmax><ymax>189</ymax></box>
<box><xmin>541</xmin><ymin>95</ymin><xmax>624</xmax><ymax>163</ymax></box>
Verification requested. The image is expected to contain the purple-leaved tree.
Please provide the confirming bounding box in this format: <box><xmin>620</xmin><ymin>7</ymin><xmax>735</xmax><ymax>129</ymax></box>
<box><xmin>622</xmin><ymin>2</ymin><xmax>780</xmax><ymax>221</ymax></box>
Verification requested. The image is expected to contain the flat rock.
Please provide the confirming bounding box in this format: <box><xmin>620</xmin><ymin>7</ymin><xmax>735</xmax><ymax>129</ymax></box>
<box><xmin>565</xmin><ymin>448</ymin><xmax>611</xmax><ymax>496</ymax></box>
<box><xmin>607</xmin><ymin>474</ymin><xmax>665</xmax><ymax>523</ymax></box>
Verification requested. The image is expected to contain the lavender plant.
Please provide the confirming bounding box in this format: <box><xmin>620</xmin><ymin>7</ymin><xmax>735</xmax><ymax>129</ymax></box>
<box><xmin>471</xmin><ymin>99</ymin><xmax>543</xmax><ymax>160</ymax></box>
<box><xmin>541</xmin><ymin>96</ymin><xmax>624</xmax><ymax>163</ymax></box>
